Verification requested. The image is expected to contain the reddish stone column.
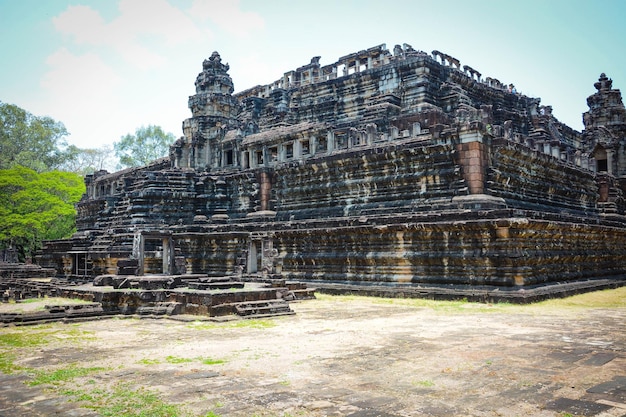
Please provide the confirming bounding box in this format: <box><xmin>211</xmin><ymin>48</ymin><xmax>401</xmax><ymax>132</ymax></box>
<box><xmin>456</xmin><ymin>133</ymin><xmax>488</xmax><ymax>195</ymax></box>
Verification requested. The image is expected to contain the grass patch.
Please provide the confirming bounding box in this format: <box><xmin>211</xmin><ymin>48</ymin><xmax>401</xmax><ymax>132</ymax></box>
<box><xmin>0</xmin><ymin>331</ymin><xmax>51</xmax><ymax>348</ymax></box>
<box><xmin>27</xmin><ymin>365</ymin><xmax>106</xmax><ymax>386</ymax></box>
<box><xmin>0</xmin><ymin>326</ymin><xmax>97</xmax><ymax>376</ymax></box>
<box><xmin>412</xmin><ymin>379</ymin><xmax>435</xmax><ymax>387</ymax></box>
<box><xmin>0</xmin><ymin>352</ymin><xmax>22</xmax><ymax>374</ymax></box>
<box><xmin>137</xmin><ymin>358</ymin><xmax>161</xmax><ymax>365</ymax></box>
<box><xmin>534</xmin><ymin>286</ymin><xmax>626</xmax><ymax>309</ymax></box>
<box><xmin>201</xmin><ymin>357</ymin><xmax>225</xmax><ymax>365</ymax></box>
<box><xmin>65</xmin><ymin>383</ymin><xmax>184</xmax><ymax>417</ymax></box>
<box><xmin>315</xmin><ymin>287</ymin><xmax>626</xmax><ymax>312</ymax></box>
<box><xmin>139</xmin><ymin>355</ymin><xmax>226</xmax><ymax>366</ymax></box>
<box><xmin>187</xmin><ymin>319</ymin><xmax>277</xmax><ymax>331</ymax></box>
<box><xmin>165</xmin><ymin>355</ymin><xmax>194</xmax><ymax>364</ymax></box>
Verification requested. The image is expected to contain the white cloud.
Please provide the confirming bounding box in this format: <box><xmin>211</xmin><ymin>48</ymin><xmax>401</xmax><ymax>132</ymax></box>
<box><xmin>189</xmin><ymin>0</ymin><xmax>264</xmax><ymax>36</ymax></box>
<box><xmin>41</xmin><ymin>48</ymin><xmax>121</xmax><ymax>103</ymax></box>
<box><xmin>52</xmin><ymin>0</ymin><xmax>209</xmax><ymax>70</ymax></box>
<box><xmin>38</xmin><ymin>48</ymin><xmax>124</xmax><ymax>146</ymax></box>
<box><xmin>52</xmin><ymin>5</ymin><xmax>108</xmax><ymax>45</ymax></box>
<box><xmin>37</xmin><ymin>0</ymin><xmax>266</xmax><ymax>148</ymax></box>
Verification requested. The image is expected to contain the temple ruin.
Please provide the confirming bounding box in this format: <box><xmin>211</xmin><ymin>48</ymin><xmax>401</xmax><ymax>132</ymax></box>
<box><xmin>30</xmin><ymin>43</ymin><xmax>626</xmax><ymax>304</ymax></box>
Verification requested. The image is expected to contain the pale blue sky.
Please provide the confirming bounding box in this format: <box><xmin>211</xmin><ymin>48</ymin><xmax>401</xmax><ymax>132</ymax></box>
<box><xmin>1</xmin><ymin>0</ymin><xmax>625</xmax><ymax>148</ymax></box>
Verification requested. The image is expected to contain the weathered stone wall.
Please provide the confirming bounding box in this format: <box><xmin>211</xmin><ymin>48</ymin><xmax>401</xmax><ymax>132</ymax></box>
<box><xmin>487</xmin><ymin>139</ymin><xmax>598</xmax><ymax>213</ymax></box>
<box><xmin>275</xmin><ymin>212</ymin><xmax>626</xmax><ymax>287</ymax></box>
<box><xmin>272</xmin><ymin>142</ymin><xmax>464</xmax><ymax>220</ymax></box>
<box><xmin>175</xmin><ymin>233</ymin><xmax>248</xmax><ymax>276</ymax></box>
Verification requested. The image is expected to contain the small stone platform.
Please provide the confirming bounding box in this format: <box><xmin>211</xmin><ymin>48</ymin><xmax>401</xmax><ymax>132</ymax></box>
<box><xmin>1</xmin><ymin>271</ymin><xmax>316</xmax><ymax>325</ymax></box>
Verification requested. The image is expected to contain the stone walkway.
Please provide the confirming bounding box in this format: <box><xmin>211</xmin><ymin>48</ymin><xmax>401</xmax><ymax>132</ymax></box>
<box><xmin>0</xmin><ymin>295</ymin><xmax>625</xmax><ymax>416</ymax></box>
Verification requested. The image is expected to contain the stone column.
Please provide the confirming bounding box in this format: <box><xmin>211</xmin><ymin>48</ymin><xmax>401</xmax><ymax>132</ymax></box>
<box><xmin>607</xmin><ymin>149</ymin><xmax>615</xmax><ymax>175</ymax></box>
<box><xmin>162</xmin><ymin>238</ymin><xmax>172</xmax><ymax>275</ymax></box>
<box><xmin>327</xmin><ymin>131</ymin><xmax>335</xmax><ymax>152</ymax></box>
<box><xmin>456</xmin><ymin>131</ymin><xmax>487</xmax><ymax>194</ymax></box>
<box><xmin>259</xmin><ymin>170</ymin><xmax>272</xmax><ymax>211</ymax></box>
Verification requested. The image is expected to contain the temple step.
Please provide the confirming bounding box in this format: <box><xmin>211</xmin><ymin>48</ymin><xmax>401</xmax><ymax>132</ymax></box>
<box><xmin>211</xmin><ymin>299</ymin><xmax>294</xmax><ymax>318</ymax></box>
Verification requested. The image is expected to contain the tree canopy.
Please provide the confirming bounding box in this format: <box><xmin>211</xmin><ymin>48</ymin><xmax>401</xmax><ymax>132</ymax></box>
<box><xmin>0</xmin><ymin>101</ymin><xmax>70</xmax><ymax>172</ymax></box>
<box><xmin>60</xmin><ymin>144</ymin><xmax>117</xmax><ymax>175</ymax></box>
<box><xmin>0</xmin><ymin>166</ymin><xmax>85</xmax><ymax>261</ymax></box>
<box><xmin>114</xmin><ymin>125</ymin><xmax>175</xmax><ymax>168</ymax></box>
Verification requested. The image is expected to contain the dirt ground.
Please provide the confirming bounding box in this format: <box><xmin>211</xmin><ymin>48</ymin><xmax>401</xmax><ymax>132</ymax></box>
<box><xmin>0</xmin><ymin>292</ymin><xmax>625</xmax><ymax>417</ymax></box>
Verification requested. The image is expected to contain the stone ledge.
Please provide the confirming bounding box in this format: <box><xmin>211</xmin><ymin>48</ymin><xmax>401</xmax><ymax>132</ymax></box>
<box><xmin>311</xmin><ymin>278</ymin><xmax>626</xmax><ymax>304</ymax></box>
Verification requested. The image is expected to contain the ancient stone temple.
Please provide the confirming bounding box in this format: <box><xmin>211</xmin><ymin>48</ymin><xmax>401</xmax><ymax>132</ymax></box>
<box><xmin>37</xmin><ymin>43</ymin><xmax>626</xmax><ymax>301</ymax></box>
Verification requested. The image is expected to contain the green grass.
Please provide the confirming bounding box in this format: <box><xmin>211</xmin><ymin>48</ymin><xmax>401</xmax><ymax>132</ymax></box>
<box><xmin>315</xmin><ymin>286</ymin><xmax>626</xmax><ymax>312</ymax></box>
<box><xmin>0</xmin><ymin>352</ymin><xmax>22</xmax><ymax>374</ymax></box>
<box><xmin>187</xmin><ymin>319</ymin><xmax>278</xmax><ymax>331</ymax></box>
<box><xmin>533</xmin><ymin>286</ymin><xmax>626</xmax><ymax>309</ymax></box>
<box><xmin>412</xmin><ymin>379</ymin><xmax>435</xmax><ymax>387</ymax></box>
<box><xmin>165</xmin><ymin>355</ymin><xmax>194</xmax><ymax>364</ymax></box>
<box><xmin>27</xmin><ymin>365</ymin><xmax>107</xmax><ymax>386</ymax></box>
<box><xmin>137</xmin><ymin>358</ymin><xmax>161</xmax><ymax>365</ymax></box>
<box><xmin>201</xmin><ymin>357</ymin><xmax>225</xmax><ymax>365</ymax></box>
<box><xmin>0</xmin><ymin>331</ymin><xmax>51</xmax><ymax>348</ymax></box>
<box><xmin>64</xmin><ymin>384</ymin><xmax>184</xmax><ymax>417</ymax></box>
<box><xmin>137</xmin><ymin>356</ymin><xmax>226</xmax><ymax>366</ymax></box>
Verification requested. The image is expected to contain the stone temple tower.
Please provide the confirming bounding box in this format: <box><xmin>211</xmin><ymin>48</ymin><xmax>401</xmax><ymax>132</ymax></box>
<box><xmin>172</xmin><ymin>52</ymin><xmax>240</xmax><ymax>170</ymax></box>
<box><xmin>583</xmin><ymin>73</ymin><xmax>626</xmax><ymax>213</ymax></box>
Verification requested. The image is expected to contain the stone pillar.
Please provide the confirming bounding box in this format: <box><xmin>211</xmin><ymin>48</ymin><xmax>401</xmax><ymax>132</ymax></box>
<box><xmin>162</xmin><ymin>238</ymin><xmax>173</xmax><ymax>275</ymax></box>
<box><xmin>456</xmin><ymin>131</ymin><xmax>487</xmax><ymax>194</ymax></box>
<box><xmin>132</xmin><ymin>233</ymin><xmax>145</xmax><ymax>276</ymax></box>
<box><xmin>259</xmin><ymin>170</ymin><xmax>272</xmax><ymax>211</ymax></box>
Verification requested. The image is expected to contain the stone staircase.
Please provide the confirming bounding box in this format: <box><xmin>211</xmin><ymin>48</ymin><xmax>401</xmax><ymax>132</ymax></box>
<box><xmin>210</xmin><ymin>298</ymin><xmax>294</xmax><ymax>318</ymax></box>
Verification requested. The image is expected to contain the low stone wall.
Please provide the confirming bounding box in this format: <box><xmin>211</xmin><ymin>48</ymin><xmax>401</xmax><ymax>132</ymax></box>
<box><xmin>273</xmin><ymin>210</ymin><xmax>626</xmax><ymax>288</ymax></box>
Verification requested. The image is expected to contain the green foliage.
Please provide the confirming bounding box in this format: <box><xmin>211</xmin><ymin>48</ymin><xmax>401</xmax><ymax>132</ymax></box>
<box><xmin>0</xmin><ymin>101</ymin><xmax>70</xmax><ymax>172</ymax></box>
<box><xmin>0</xmin><ymin>166</ymin><xmax>85</xmax><ymax>260</ymax></box>
<box><xmin>114</xmin><ymin>125</ymin><xmax>175</xmax><ymax>168</ymax></box>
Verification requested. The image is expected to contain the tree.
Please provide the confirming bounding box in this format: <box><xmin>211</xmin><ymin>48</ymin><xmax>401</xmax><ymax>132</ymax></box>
<box><xmin>0</xmin><ymin>166</ymin><xmax>85</xmax><ymax>261</ymax></box>
<box><xmin>59</xmin><ymin>144</ymin><xmax>117</xmax><ymax>175</ymax></box>
<box><xmin>114</xmin><ymin>125</ymin><xmax>175</xmax><ymax>168</ymax></box>
<box><xmin>0</xmin><ymin>101</ymin><xmax>71</xmax><ymax>172</ymax></box>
